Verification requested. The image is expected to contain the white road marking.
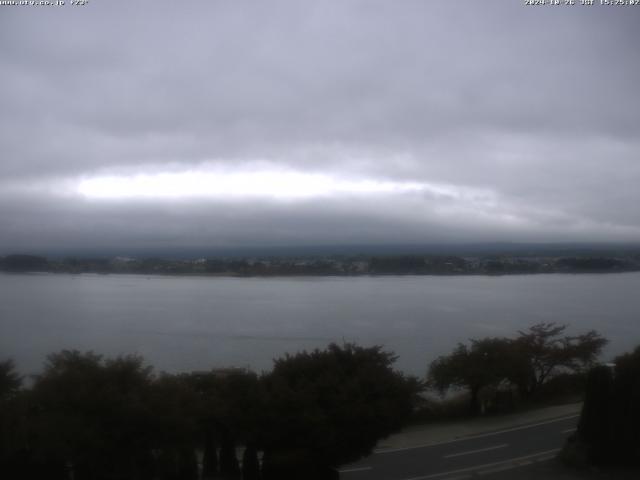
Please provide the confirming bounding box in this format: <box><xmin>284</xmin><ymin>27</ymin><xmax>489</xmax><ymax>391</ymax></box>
<box><xmin>562</xmin><ymin>427</ymin><xmax>576</xmax><ymax>434</ymax></box>
<box><xmin>443</xmin><ymin>443</ymin><xmax>508</xmax><ymax>459</ymax></box>
<box><xmin>338</xmin><ymin>466</ymin><xmax>372</xmax><ymax>473</ymax></box>
<box><xmin>401</xmin><ymin>448</ymin><xmax>561</xmax><ymax>480</ymax></box>
<box><xmin>477</xmin><ymin>463</ymin><xmax>514</xmax><ymax>475</ymax></box>
<box><xmin>376</xmin><ymin>414</ymin><xmax>579</xmax><ymax>454</ymax></box>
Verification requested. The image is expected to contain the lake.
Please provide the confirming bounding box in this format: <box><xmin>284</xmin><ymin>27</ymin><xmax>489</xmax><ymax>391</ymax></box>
<box><xmin>1</xmin><ymin>272</ymin><xmax>639</xmax><ymax>377</ymax></box>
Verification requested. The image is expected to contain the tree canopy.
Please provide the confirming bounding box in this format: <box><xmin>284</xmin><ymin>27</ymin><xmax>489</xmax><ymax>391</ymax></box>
<box><xmin>514</xmin><ymin>323</ymin><xmax>607</xmax><ymax>395</ymax></box>
<box><xmin>261</xmin><ymin>343</ymin><xmax>422</xmax><ymax>478</ymax></box>
<box><xmin>428</xmin><ymin>337</ymin><xmax>515</xmax><ymax>415</ymax></box>
<box><xmin>0</xmin><ymin>359</ymin><xmax>22</xmax><ymax>401</ymax></box>
<box><xmin>428</xmin><ymin>323</ymin><xmax>608</xmax><ymax>414</ymax></box>
<box><xmin>0</xmin><ymin>344</ymin><xmax>421</xmax><ymax>480</ymax></box>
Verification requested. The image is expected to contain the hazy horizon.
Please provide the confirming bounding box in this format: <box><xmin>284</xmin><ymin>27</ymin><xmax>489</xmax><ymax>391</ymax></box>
<box><xmin>4</xmin><ymin>240</ymin><xmax>640</xmax><ymax>261</ymax></box>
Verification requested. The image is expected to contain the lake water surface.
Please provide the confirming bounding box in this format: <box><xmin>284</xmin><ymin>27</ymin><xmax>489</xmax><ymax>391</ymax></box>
<box><xmin>1</xmin><ymin>272</ymin><xmax>639</xmax><ymax>376</ymax></box>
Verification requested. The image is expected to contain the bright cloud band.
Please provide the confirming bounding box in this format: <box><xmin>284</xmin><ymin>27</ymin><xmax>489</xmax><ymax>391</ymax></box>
<box><xmin>76</xmin><ymin>170</ymin><xmax>467</xmax><ymax>201</ymax></box>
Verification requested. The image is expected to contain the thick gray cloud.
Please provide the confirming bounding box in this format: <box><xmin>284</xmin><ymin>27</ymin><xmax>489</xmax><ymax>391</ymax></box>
<box><xmin>1</xmin><ymin>0</ymin><xmax>639</xmax><ymax>251</ymax></box>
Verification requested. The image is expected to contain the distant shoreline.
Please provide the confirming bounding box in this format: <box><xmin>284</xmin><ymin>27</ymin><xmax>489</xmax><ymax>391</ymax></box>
<box><xmin>3</xmin><ymin>268</ymin><xmax>640</xmax><ymax>279</ymax></box>
<box><xmin>2</xmin><ymin>252</ymin><xmax>640</xmax><ymax>278</ymax></box>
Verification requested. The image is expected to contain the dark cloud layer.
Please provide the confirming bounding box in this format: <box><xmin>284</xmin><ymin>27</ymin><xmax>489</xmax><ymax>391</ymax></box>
<box><xmin>1</xmin><ymin>0</ymin><xmax>639</xmax><ymax>251</ymax></box>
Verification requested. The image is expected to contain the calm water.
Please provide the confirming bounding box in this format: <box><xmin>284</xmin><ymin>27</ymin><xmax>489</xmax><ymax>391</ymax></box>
<box><xmin>1</xmin><ymin>272</ymin><xmax>639</xmax><ymax>376</ymax></box>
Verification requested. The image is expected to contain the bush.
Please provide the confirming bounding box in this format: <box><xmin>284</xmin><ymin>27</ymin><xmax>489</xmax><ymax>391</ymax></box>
<box><xmin>570</xmin><ymin>346</ymin><xmax>640</xmax><ymax>467</ymax></box>
<box><xmin>0</xmin><ymin>344</ymin><xmax>422</xmax><ymax>479</ymax></box>
<box><xmin>261</xmin><ymin>343</ymin><xmax>422</xmax><ymax>474</ymax></box>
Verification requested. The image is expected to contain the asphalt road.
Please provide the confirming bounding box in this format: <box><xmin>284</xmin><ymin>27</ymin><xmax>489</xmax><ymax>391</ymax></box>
<box><xmin>339</xmin><ymin>414</ymin><xmax>579</xmax><ymax>480</ymax></box>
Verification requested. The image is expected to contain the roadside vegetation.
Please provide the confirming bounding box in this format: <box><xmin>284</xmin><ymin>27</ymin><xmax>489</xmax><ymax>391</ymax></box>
<box><xmin>424</xmin><ymin>323</ymin><xmax>640</xmax><ymax>472</ymax></box>
<box><xmin>562</xmin><ymin>345</ymin><xmax>640</xmax><ymax>469</ymax></box>
<box><xmin>0</xmin><ymin>344</ymin><xmax>421</xmax><ymax>480</ymax></box>
<box><xmin>424</xmin><ymin>323</ymin><xmax>607</xmax><ymax>417</ymax></box>
<box><xmin>1</xmin><ymin>323</ymin><xmax>631</xmax><ymax>478</ymax></box>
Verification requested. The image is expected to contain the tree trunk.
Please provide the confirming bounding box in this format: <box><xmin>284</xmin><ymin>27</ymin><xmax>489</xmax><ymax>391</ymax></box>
<box><xmin>241</xmin><ymin>445</ymin><xmax>261</xmax><ymax>480</ymax></box>
<box><xmin>219</xmin><ymin>433</ymin><xmax>240</xmax><ymax>479</ymax></box>
<box><xmin>178</xmin><ymin>448</ymin><xmax>198</xmax><ymax>480</ymax></box>
<box><xmin>469</xmin><ymin>385</ymin><xmax>481</xmax><ymax>416</ymax></box>
<box><xmin>202</xmin><ymin>432</ymin><xmax>218</xmax><ymax>479</ymax></box>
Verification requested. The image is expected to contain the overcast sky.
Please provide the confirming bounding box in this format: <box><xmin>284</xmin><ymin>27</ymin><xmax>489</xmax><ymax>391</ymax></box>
<box><xmin>1</xmin><ymin>0</ymin><xmax>639</xmax><ymax>253</ymax></box>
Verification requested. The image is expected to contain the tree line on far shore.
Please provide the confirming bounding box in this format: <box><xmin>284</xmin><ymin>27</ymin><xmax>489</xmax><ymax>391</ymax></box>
<box><xmin>2</xmin><ymin>252</ymin><xmax>640</xmax><ymax>277</ymax></box>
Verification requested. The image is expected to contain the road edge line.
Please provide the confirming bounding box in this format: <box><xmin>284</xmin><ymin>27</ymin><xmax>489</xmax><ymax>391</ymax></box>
<box><xmin>401</xmin><ymin>448</ymin><xmax>561</xmax><ymax>480</ymax></box>
<box><xmin>375</xmin><ymin>414</ymin><xmax>579</xmax><ymax>454</ymax></box>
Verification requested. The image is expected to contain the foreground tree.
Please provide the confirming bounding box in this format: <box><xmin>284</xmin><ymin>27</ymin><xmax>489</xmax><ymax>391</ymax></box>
<box><xmin>146</xmin><ymin>374</ymin><xmax>201</xmax><ymax>480</ymax></box>
<box><xmin>575</xmin><ymin>365</ymin><xmax>615</xmax><ymax>464</ymax></box>
<box><xmin>27</xmin><ymin>350</ymin><xmax>158</xmax><ymax>480</ymax></box>
<box><xmin>261</xmin><ymin>343</ymin><xmax>421</xmax><ymax>479</ymax></box>
<box><xmin>184</xmin><ymin>369</ymin><xmax>264</xmax><ymax>480</ymax></box>
<box><xmin>0</xmin><ymin>359</ymin><xmax>22</xmax><ymax>401</ymax></box>
<box><xmin>428</xmin><ymin>338</ymin><xmax>515</xmax><ymax>415</ymax></box>
<box><xmin>566</xmin><ymin>345</ymin><xmax>640</xmax><ymax>467</ymax></box>
<box><xmin>609</xmin><ymin>345</ymin><xmax>640</xmax><ymax>465</ymax></box>
<box><xmin>428</xmin><ymin>323</ymin><xmax>608</xmax><ymax>413</ymax></box>
<box><xmin>513</xmin><ymin>323</ymin><xmax>607</xmax><ymax>396</ymax></box>
<box><xmin>0</xmin><ymin>359</ymin><xmax>25</xmax><ymax>477</ymax></box>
